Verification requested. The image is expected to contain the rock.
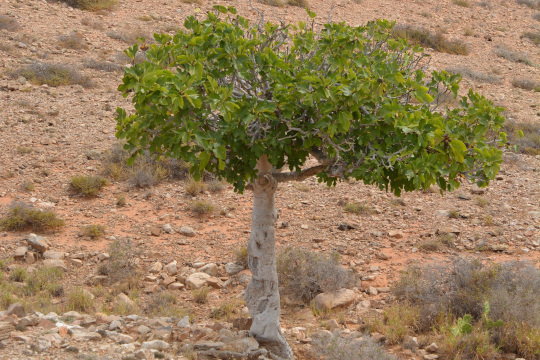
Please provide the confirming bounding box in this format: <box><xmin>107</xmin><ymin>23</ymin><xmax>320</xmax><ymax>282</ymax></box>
<box><xmin>366</xmin><ymin>286</ymin><xmax>378</xmax><ymax>295</ymax></box>
<box><xmin>356</xmin><ymin>300</ymin><xmax>371</xmax><ymax>310</ymax></box>
<box><xmin>206</xmin><ymin>277</ymin><xmax>224</xmax><ymax>289</ymax></box>
<box><xmin>43</xmin><ymin>251</ymin><xmax>65</xmax><ymax>260</ymax></box>
<box><xmin>43</xmin><ymin>259</ymin><xmax>67</xmax><ymax>271</ymax></box>
<box><xmin>313</xmin><ymin>289</ymin><xmax>357</xmax><ymax>311</ymax></box>
<box><xmin>106</xmin><ymin>331</ymin><xmax>134</xmax><ymax>344</ymax></box>
<box><xmin>165</xmin><ymin>260</ymin><xmax>178</xmax><ymax>275</ymax></box>
<box><xmin>232</xmin><ymin>317</ymin><xmax>253</xmax><ymax>331</ymax></box>
<box><xmin>186</xmin><ymin>272</ymin><xmax>211</xmax><ymax>289</ymax></box>
<box><xmin>150</xmin><ymin>227</ymin><xmax>161</xmax><ymax>237</ymax></box>
<box><xmin>426</xmin><ymin>342</ymin><xmax>439</xmax><ymax>353</ymax></box>
<box><xmin>162</xmin><ymin>224</ymin><xmax>174</xmax><ymax>234</ymax></box>
<box><xmin>200</xmin><ymin>263</ymin><xmax>219</xmax><ymax>276</ymax></box>
<box><xmin>13</xmin><ymin>246</ymin><xmax>28</xmax><ymax>260</ymax></box>
<box><xmin>141</xmin><ymin>340</ymin><xmax>170</xmax><ymax>350</ymax></box>
<box><xmin>324</xmin><ymin>319</ymin><xmax>340</xmax><ymax>331</ymax></box>
<box><xmin>26</xmin><ymin>234</ymin><xmax>49</xmax><ymax>253</ymax></box>
<box><xmin>0</xmin><ymin>322</ymin><xmax>15</xmax><ymax>341</ymax></box>
<box><xmin>194</xmin><ymin>341</ymin><xmax>225</xmax><ymax>351</ymax></box>
<box><xmin>138</xmin><ymin>325</ymin><xmax>151</xmax><ymax>334</ymax></box>
<box><xmin>375</xmin><ymin>252</ymin><xmax>389</xmax><ymax>260</ymax></box>
<box><xmin>25</xmin><ymin>251</ymin><xmax>38</xmax><ymax>265</ymax></box>
<box><xmin>177</xmin><ymin>316</ymin><xmax>191</xmax><ymax>328</ymax></box>
<box><xmin>31</xmin><ymin>337</ymin><xmax>51</xmax><ymax>352</ymax></box>
<box><xmin>6</xmin><ymin>303</ymin><xmax>26</xmax><ymax>318</ymax></box>
<box><xmin>72</xmin><ymin>331</ymin><xmax>102</xmax><ymax>341</ymax></box>
<box><xmin>371</xmin><ymin>332</ymin><xmax>386</xmax><ymax>343</ymax></box>
<box><xmin>179</xmin><ymin>226</ymin><xmax>196</xmax><ymax>237</ymax></box>
<box><xmin>70</xmin><ymin>259</ymin><xmax>83</xmax><ymax>267</ymax></box>
<box><xmin>492</xmin><ymin>244</ymin><xmax>509</xmax><ymax>252</ymax></box>
<box><xmin>63</xmin><ymin>311</ymin><xmax>83</xmax><ymax>320</ymax></box>
<box><xmin>148</xmin><ymin>261</ymin><xmax>163</xmax><ymax>274</ymax></box>
<box><xmin>116</xmin><ymin>293</ymin><xmax>135</xmax><ymax>308</ymax></box>
<box><xmin>97</xmin><ymin>253</ymin><xmax>110</xmax><ymax>261</ymax></box>
<box><xmin>388</xmin><ymin>230</ymin><xmax>404</xmax><ymax>238</ymax></box>
<box><xmin>167</xmin><ymin>282</ymin><xmax>184</xmax><ymax>290</ymax></box>
<box><xmin>424</xmin><ymin>355</ymin><xmax>439</xmax><ymax>360</ymax></box>
<box><xmin>65</xmin><ymin>345</ymin><xmax>79</xmax><ymax>353</ymax></box>
<box><xmin>224</xmin><ymin>263</ymin><xmax>244</xmax><ymax>275</ymax></box>
<box><xmin>222</xmin><ymin>337</ymin><xmax>259</xmax><ymax>352</ymax></box>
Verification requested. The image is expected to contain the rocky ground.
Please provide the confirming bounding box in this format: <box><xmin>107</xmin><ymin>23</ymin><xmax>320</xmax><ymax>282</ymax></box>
<box><xmin>0</xmin><ymin>0</ymin><xmax>539</xmax><ymax>359</ymax></box>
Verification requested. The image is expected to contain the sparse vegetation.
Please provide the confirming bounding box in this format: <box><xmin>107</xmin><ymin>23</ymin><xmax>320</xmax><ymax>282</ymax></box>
<box><xmin>0</xmin><ymin>15</ymin><xmax>19</xmax><ymax>31</ymax></box>
<box><xmin>22</xmin><ymin>181</ymin><xmax>35</xmax><ymax>192</ymax></box>
<box><xmin>58</xmin><ymin>31</ymin><xmax>88</xmax><ymax>50</ymax></box>
<box><xmin>8</xmin><ymin>62</ymin><xmax>93</xmax><ymax>88</ymax></box>
<box><xmin>106</xmin><ymin>29</ymin><xmax>149</xmax><ymax>44</ymax></box>
<box><xmin>210</xmin><ymin>299</ymin><xmax>242</xmax><ymax>320</ymax></box>
<box><xmin>184</xmin><ymin>178</ymin><xmax>207</xmax><ymax>196</ymax></box>
<box><xmin>504</xmin><ymin>120</ymin><xmax>540</xmax><ymax>155</ymax></box>
<box><xmin>98</xmin><ymin>239</ymin><xmax>141</xmax><ymax>289</ymax></box>
<box><xmin>343</xmin><ymin>202</ymin><xmax>372</xmax><ymax>215</ymax></box>
<box><xmin>453</xmin><ymin>0</ymin><xmax>471</xmax><ymax>7</ymax></box>
<box><xmin>180</xmin><ymin>0</ymin><xmax>203</xmax><ymax>3</ymax></box>
<box><xmin>116</xmin><ymin>195</ymin><xmax>127</xmax><ymax>207</ymax></box>
<box><xmin>417</xmin><ymin>235</ymin><xmax>455</xmax><ymax>252</ymax></box>
<box><xmin>448</xmin><ymin>209</ymin><xmax>460</xmax><ymax>218</ymax></box>
<box><xmin>446</xmin><ymin>67</ymin><xmax>500</xmax><ymax>84</ymax></box>
<box><xmin>84</xmin><ymin>59</ymin><xmax>124</xmax><ymax>72</ymax></box>
<box><xmin>146</xmin><ymin>290</ymin><xmax>189</xmax><ymax>317</ymax></box>
<box><xmin>511</xmin><ymin>78</ymin><xmax>540</xmax><ymax>91</ymax></box>
<box><xmin>0</xmin><ymin>202</ymin><xmax>65</xmax><ymax>232</ymax></box>
<box><xmin>475</xmin><ymin>196</ymin><xmax>489</xmax><ymax>207</ymax></box>
<box><xmin>81</xmin><ymin>224</ymin><xmax>105</xmax><ymax>239</ymax></box>
<box><xmin>190</xmin><ymin>200</ymin><xmax>214</xmax><ymax>215</ymax></box>
<box><xmin>391</xmin><ymin>258</ymin><xmax>540</xmax><ymax>359</ymax></box>
<box><xmin>258</xmin><ymin>0</ymin><xmax>308</xmax><ymax>6</ymax></box>
<box><xmin>70</xmin><ymin>175</ymin><xmax>109</xmax><ymax>197</ymax></box>
<box><xmin>55</xmin><ymin>0</ymin><xmax>118</xmax><ymax>11</ymax></box>
<box><xmin>277</xmin><ymin>247</ymin><xmax>350</xmax><ymax>303</ymax></box>
<box><xmin>192</xmin><ymin>286</ymin><xmax>210</xmax><ymax>304</ymax></box>
<box><xmin>207</xmin><ymin>179</ymin><xmax>225</xmax><ymax>193</ymax></box>
<box><xmin>10</xmin><ymin>267</ymin><xmax>28</xmax><ymax>283</ymax></box>
<box><xmin>522</xmin><ymin>31</ymin><xmax>540</xmax><ymax>45</ymax></box>
<box><xmin>312</xmin><ymin>332</ymin><xmax>397</xmax><ymax>360</ymax></box>
<box><xmin>393</xmin><ymin>25</ymin><xmax>469</xmax><ymax>55</ymax></box>
<box><xmin>494</xmin><ymin>46</ymin><xmax>533</xmax><ymax>66</ymax></box>
<box><xmin>67</xmin><ymin>287</ymin><xmax>94</xmax><ymax>312</ymax></box>
<box><xmin>25</xmin><ymin>266</ymin><xmax>64</xmax><ymax>296</ymax></box>
<box><xmin>516</xmin><ymin>0</ymin><xmax>540</xmax><ymax>9</ymax></box>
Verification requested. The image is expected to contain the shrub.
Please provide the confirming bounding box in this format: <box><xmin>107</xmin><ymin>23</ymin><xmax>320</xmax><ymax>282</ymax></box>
<box><xmin>511</xmin><ymin>78</ymin><xmax>540</xmax><ymax>91</ymax></box>
<box><xmin>516</xmin><ymin>0</ymin><xmax>540</xmax><ymax>9</ymax></box>
<box><xmin>312</xmin><ymin>332</ymin><xmax>397</xmax><ymax>360</ymax></box>
<box><xmin>276</xmin><ymin>247</ymin><xmax>350</xmax><ymax>303</ymax></box>
<box><xmin>180</xmin><ymin>0</ymin><xmax>203</xmax><ymax>3</ymax></box>
<box><xmin>10</xmin><ymin>267</ymin><xmax>28</xmax><ymax>282</ymax></box>
<box><xmin>55</xmin><ymin>0</ymin><xmax>118</xmax><ymax>11</ymax></box>
<box><xmin>258</xmin><ymin>0</ymin><xmax>286</xmax><ymax>6</ymax></box>
<box><xmin>98</xmin><ymin>239</ymin><xmax>140</xmax><ymax>289</ymax></box>
<box><xmin>416</xmin><ymin>234</ymin><xmax>455</xmax><ymax>252</ymax></box>
<box><xmin>286</xmin><ymin>0</ymin><xmax>309</xmax><ymax>6</ymax></box>
<box><xmin>446</xmin><ymin>67</ymin><xmax>500</xmax><ymax>84</ymax></box>
<box><xmin>116</xmin><ymin>195</ymin><xmax>127</xmax><ymax>207</ymax></box>
<box><xmin>81</xmin><ymin>224</ymin><xmax>105</xmax><ymax>239</ymax></box>
<box><xmin>343</xmin><ymin>202</ymin><xmax>372</xmax><ymax>215</ymax></box>
<box><xmin>190</xmin><ymin>200</ymin><xmax>214</xmax><ymax>215</ymax></box>
<box><xmin>494</xmin><ymin>46</ymin><xmax>533</xmax><ymax>66</ymax></box>
<box><xmin>70</xmin><ymin>175</ymin><xmax>108</xmax><ymax>197</ymax></box>
<box><xmin>22</xmin><ymin>181</ymin><xmax>35</xmax><ymax>192</ymax></box>
<box><xmin>0</xmin><ymin>15</ymin><xmax>19</xmax><ymax>31</ymax></box>
<box><xmin>192</xmin><ymin>286</ymin><xmax>210</xmax><ymax>304</ymax></box>
<box><xmin>366</xmin><ymin>302</ymin><xmax>419</xmax><ymax>344</ymax></box>
<box><xmin>234</xmin><ymin>245</ymin><xmax>248</xmax><ymax>268</ymax></box>
<box><xmin>106</xmin><ymin>29</ymin><xmax>149</xmax><ymax>44</ymax></box>
<box><xmin>25</xmin><ymin>266</ymin><xmax>64</xmax><ymax>295</ymax></box>
<box><xmin>84</xmin><ymin>59</ymin><xmax>123</xmax><ymax>72</ymax></box>
<box><xmin>522</xmin><ymin>31</ymin><xmax>540</xmax><ymax>45</ymax></box>
<box><xmin>393</xmin><ymin>25</ymin><xmax>469</xmax><ymax>55</ymax></box>
<box><xmin>475</xmin><ymin>196</ymin><xmax>489</xmax><ymax>207</ymax></box>
<box><xmin>210</xmin><ymin>300</ymin><xmax>242</xmax><ymax>320</ymax></box>
<box><xmin>453</xmin><ymin>0</ymin><xmax>470</xmax><ymax>6</ymax></box>
<box><xmin>67</xmin><ymin>287</ymin><xmax>94</xmax><ymax>312</ymax></box>
<box><xmin>8</xmin><ymin>62</ymin><xmax>93</xmax><ymax>88</ymax></box>
<box><xmin>146</xmin><ymin>290</ymin><xmax>188</xmax><ymax>317</ymax></box>
<box><xmin>0</xmin><ymin>202</ymin><xmax>65</xmax><ymax>232</ymax></box>
<box><xmin>504</xmin><ymin>120</ymin><xmax>540</xmax><ymax>155</ymax></box>
<box><xmin>58</xmin><ymin>31</ymin><xmax>88</xmax><ymax>50</ymax></box>
<box><xmin>184</xmin><ymin>178</ymin><xmax>207</xmax><ymax>196</ymax></box>
<box><xmin>207</xmin><ymin>179</ymin><xmax>225</xmax><ymax>193</ymax></box>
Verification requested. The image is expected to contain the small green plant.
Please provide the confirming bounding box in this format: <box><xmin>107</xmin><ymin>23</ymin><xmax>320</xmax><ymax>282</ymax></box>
<box><xmin>0</xmin><ymin>202</ymin><xmax>65</xmax><ymax>232</ymax></box>
<box><xmin>190</xmin><ymin>200</ymin><xmax>214</xmax><ymax>215</ymax></box>
<box><xmin>452</xmin><ymin>314</ymin><xmax>473</xmax><ymax>336</ymax></box>
<box><xmin>343</xmin><ymin>202</ymin><xmax>372</xmax><ymax>215</ymax></box>
<box><xmin>25</xmin><ymin>266</ymin><xmax>64</xmax><ymax>295</ymax></box>
<box><xmin>81</xmin><ymin>224</ymin><xmax>105</xmax><ymax>239</ymax></box>
<box><xmin>8</xmin><ymin>62</ymin><xmax>93</xmax><ymax>88</ymax></box>
<box><xmin>67</xmin><ymin>287</ymin><xmax>94</xmax><ymax>312</ymax></box>
<box><xmin>10</xmin><ymin>267</ymin><xmax>28</xmax><ymax>282</ymax></box>
<box><xmin>70</xmin><ymin>175</ymin><xmax>108</xmax><ymax>197</ymax></box>
<box><xmin>192</xmin><ymin>286</ymin><xmax>210</xmax><ymax>304</ymax></box>
<box><xmin>504</xmin><ymin>121</ymin><xmax>540</xmax><ymax>156</ymax></box>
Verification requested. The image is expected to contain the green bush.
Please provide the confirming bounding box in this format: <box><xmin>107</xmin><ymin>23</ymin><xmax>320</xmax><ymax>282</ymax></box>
<box><xmin>504</xmin><ymin>121</ymin><xmax>540</xmax><ymax>155</ymax></box>
<box><xmin>70</xmin><ymin>175</ymin><xmax>109</xmax><ymax>197</ymax></box>
<box><xmin>0</xmin><ymin>202</ymin><xmax>65</xmax><ymax>232</ymax></box>
<box><xmin>81</xmin><ymin>224</ymin><xmax>105</xmax><ymax>239</ymax></box>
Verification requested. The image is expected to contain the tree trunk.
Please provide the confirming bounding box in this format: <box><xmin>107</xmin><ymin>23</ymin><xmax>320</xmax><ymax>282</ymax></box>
<box><xmin>245</xmin><ymin>156</ymin><xmax>293</xmax><ymax>360</ymax></box>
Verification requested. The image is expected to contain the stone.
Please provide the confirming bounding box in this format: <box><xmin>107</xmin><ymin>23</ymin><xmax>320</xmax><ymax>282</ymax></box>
<box><xmin>366</xmin><ymin>286</ymin><xmax>378</xmax><ymax>295</ymax></box>
<box><xmin>109</xmin><ymin>319</ymin><xmax>123</xmax><ymax>330</ymax></box>
<box><xmin>63</xmin><ymin>311</ymin><xmax>83</xmax><ymax>320</ymax></box>
<box><xmin>25</xmin><ymin>251</ymin><xmax>38</xmax><ymax>265</ymax></box>
<box><xmin>0</xmin><ymin>322</ymin><xmax>15</xmax><ymax>341</ymax></box>
<box><xmin>424</xmin><ymin>355</ymin><xmax>439</xmax><ymax>360</ymax></box>
<box><xmin>206</xmin><ymin>277</ymin><xmax>223</xmax><ymax>289</ymax></box>
<box><xmin>426</xmin><ymin>342</ymin><xmax>439</xmax><ymax>353</ymax></box>
<box><xmin>141</xmin><ymin>340</ymin><xmax>170</xmax><ymax>350</ymax></box>
<box><xmin>177</xmin><ymin>316</ymin><xmax>191</xmax><ymax>328</ymax></box>
<box><xmin>165</xmin><ymin>260</ymin><xmax>178</xmax><ymax>275</ymax></box>
<box><xmin>6</xmin><ymin>303</ymin><xmax>26</xmax><ymax>318</ymax></box>
<box><xmin>37</xmin><ymin>318</ymin><xmax>56</xmax><ymax>330</ymax></box>
<box><xmin>70</xmin><ymin>259</ymin><xmax>83</xmax><ymax>267</ymax></box>
<box><xmin>150</xmin><ymin>227</ymin><xmax>161</xmax><ymax>237</ymax></box>
<box><xmin>26</xmin><ymin>234</ymin><xmax>49</xmax><ymax>253</ymax></box>
<box><xmin>186</xmin><ymin>272</ymin><xmax>211</xmax><ymax>289</ymax></box>
<box><xmin>224</xmin><ymin>263</ymin><xmax>244</xmax><ymax>276</ymax></box>
<box><xmin>356</xmin><ymin>300</ymin><xmax>371</xmax><ymax>310</ymax></box>
<box><xmin>179</xmin><ymin>226</ymin><xmax>196</xmax><ymax>237</ymax></box>
<box><xmin>97</xmin><ymin>253</ymin><xmax>110</xmax><ymax>261</ymax></box>
<box><xmin>388</xmin><ymin>230</ymin><xmax>404</xmax><ymax>238</ymax></box>
<box><xmin>138</xmin><ymin>325</ymin><xmax>151</xmax><ymax>334</ymax></box>
<box><xmin>32</xmin><ymin>337</ymin><xmax>51</xmax><ymax>352</ymax></box>
<box><xmin>194</xmin><ymin>341</ymin><xmax>225</xmax><ymax>351</ymax></box>
<box><xmin>106</xmin><ymin>331</ymin><xmax>134</xmax><ymax>344</ymax></box>
<box><xmin>43</xmin><ymin>259</ymin><xmax>67</xmax><ymax>271</ymax></box>
<box><xmin>148</xmin><ymin>261</ymin><xmax>162</xmax><ymax>274</ymax></box>
<box><xmin>72</xmin><ymin>331</ymin><xmax>102</xmax><ymax>341</ymax></box>
<box><xmin>232</xmin><ymin>317</ymin><xmax>253</xmax><ymax>331</ymax></box>
<box><xmin>313</xmin><ymin>289</ymin><xmax>357</xmax><ymax>311</ymax></box>
<box><xmin>200</xmin><ymin>263</ymin><xmax>219</xmax><ymax>276</ymax></box>
<box><xmin>167</xmin><ymin>282</ymin><xmax>184</xmax><ymax>291</ymax></box>
<box><xmin>116</xmin><ymin>293</ymin><xmax>135</xmax><ymax>308</ymax></box>
<box><xmin>13</xmin><ymin>246</ymin><xmax>28</xmax><ymax>260</ymax></box>
<box><xmin>162</xmin><ymin>224</ymin><xmax>174</xmax><ymax>234</ymax></box>
<box><xmin>222</xmin><ymin>337</ymin><xmax>259</xmax><ymax>352</ymax></box>
<box><xmin>324</xmin><ymin>319</ymin><xmax>340</xmax><ymax>331</ymax></box>
<box><xmin>43</xmin><ymin>251</ymin><xmax>65</xmax><ymax>260</ymax></box>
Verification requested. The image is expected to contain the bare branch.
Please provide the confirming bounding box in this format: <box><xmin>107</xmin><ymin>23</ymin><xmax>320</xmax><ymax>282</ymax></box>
<box><xmin>273</xmin><ymin>164</ymin><xmax>326</xmax><ymax>183</ymax></box>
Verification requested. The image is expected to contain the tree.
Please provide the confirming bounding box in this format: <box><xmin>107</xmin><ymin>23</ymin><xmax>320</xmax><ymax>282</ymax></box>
<box><xmin>116</xmin><ymin>6</ymin><xmax>506</xmax><ymax>359</ymax></box>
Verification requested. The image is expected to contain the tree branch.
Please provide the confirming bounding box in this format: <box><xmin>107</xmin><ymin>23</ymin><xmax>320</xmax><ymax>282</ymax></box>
<box><xmin>273</xmin><ymin>164</ymin><xmax>326</xmax><ymax>183</ymax></box>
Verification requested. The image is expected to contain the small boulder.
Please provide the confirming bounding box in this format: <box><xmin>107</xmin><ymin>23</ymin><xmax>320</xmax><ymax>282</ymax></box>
<box><xmin>6</xmin><ymin>303</ymin><xmax>26</xmax><ymax>318</ymax></box>
<box><xmin>116</xmin><ymin>293</ymin><xmax>135</xmax><ymax>308</ymax></box>
<box><xmin>148</xmin><ymin>261</ymin><xmax>162</xmax><ymax>274</ymax></box>
<box><xmin>186</xmin><ymin>272</ymin><xmax>211</xmax><ymax>289</ymax></box>
<box><xmin>26</xmin><ymin>234</ymin><xmax>49</xmax><ymax>253</ymax></box>
<box><xmin>43</xmin><ymin>251</ymin><xmax>65</xmax><ymax>260</ymax></box>
<box><xmin>0</xmin><ymin>322</ymin><xmax>15</xmax><ymax>341</ymax></box>
<box><xmin>43</xmin><ymin>259</ymin><xmax>67</xmax><ymax>271</ymax></box>
<box><xmin>224</xmin><ymin>263</ymin><xmax>244</xmax><ymax>276</ymax></box>
<box><xmin>141</xmin><ymin>340</ymin><xmax>169</xmax><ymax>350</ymax></box>
<box><xmin>200</xmin><ymin>263</ymin><xmax>219</xmax><ymax>276</ymax></box>
<box><xmin>313</xmin><ymin>289</ymin><xmax>357</xmax><ymax>311</ymax></box>
<box><xmin>162</xmin><ymin>224</ymin><xmax>174</xmax><ymax>234</ymax></box>
<box><xmin>165</xmin><ymin>260</ymin><xmax>178</xmax><ymax>276</ymax></box>
<box><xmin>179</xmin><ymin>226</ymin><xmax>196</xmax><ymax>237</ymax></box>
<box><xmin>13</xmin><ymin>246</ymin><xmax>28</xmax><ymax>260</ymax></box>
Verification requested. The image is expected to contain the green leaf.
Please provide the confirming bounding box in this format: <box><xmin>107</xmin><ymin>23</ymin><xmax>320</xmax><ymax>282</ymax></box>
<box><xmin>199</xmin><ymin>151</ymin><xmax>211</xmax><ymax>172</ymax></box>
<box><xmin>450</xmin><ymin>139</ymin><xmax>467</xmax><ymax>163</ymax></box>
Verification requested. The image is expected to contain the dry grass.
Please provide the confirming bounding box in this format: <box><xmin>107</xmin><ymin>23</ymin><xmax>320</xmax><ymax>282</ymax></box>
<box><xmin>70</xmin><ymin>175</ymin><xmax>109</xmax><ymax>197</ymax></box>
<box><xmin>67</xmin><ymin>287</ymin><xmax>94</xmax><ymax>312</ymax></box>
<box><xmin>453</xmin><ymin>0</ymin><xmax>471</xmax><ymax>6</ymax></box>
<box><xmin>106</xmin><ymin>29</ymin><xmax>150</xmax><ymax>44</ymax></box>
<box><xmin>180</xmin><ymin>0</ymin><xmax>203</xmax><ymax>3</ymax></box>
<box><xmin>447</xmin><ymin>67</ymin><xmax>500</xmax><ymax>84</ymax></box>
<box><xmin>83</xmin><ymin>59</ymin><xmax>124</xmax><ymax>72</ymax></box>
<box><xmin>192</xmin><ymin>286</ymin><xmax>210</xmax><ymax>304</ymax></box>
<box><xmin>312</xmin><ymin>332</ymin><xmax>397</xmax><ymax>360</ymax></box>
<box><xmin>98</xmin><ymin>239</ymin><xmax>141</xmax><ymax>290</ymax></box>
<box><xmin>58</xmin><ymin>32</ymin><xmax>88</xmax><ymax>50</ymax></box>
<box><xmin>81</xmin><ymin>224</ymin><xmax>105</xmax><ymax>240</ymax></box>
<box><xmin>511</xmin><ymin>78</ymin><xmax>540</xmax><ymax>91</ymax></box>
<box><xmin>0</xmin><ymin>15</ymin><xmax>19</xmax><ymax>31</ymax></box>
<box><xmin>393</xmin><ymin>25</ymin><xmax>469</xmax><ymax>55</ymax></box>
<box><xmin>522</xmin><ymin>31</ymin><xmax>540</xmax><ymax>45</ymax></box>
<box><xmin>184</xmin><ymin>178</ymin><xmax>207</xmax><ymax>196</ymax></box>
<box><xmin>0</xmin><ymin>202</ymin><xmax>65</xmax><ymax>232</ymax></box>
<box><xmin>190</xmin><ymin>200</ymin><xmax>214</xmax><ymax>215</ymax></box>
<box><xmin>8</xmin><ymin>62</ymin><xmax>93</xmax><ymax>88</ymax></box>
<box><xmin>55</xmin><ymin>0</ymin><xmax>118</xmax><ymax>11</ymax></box>
<box><xmin>504</xmin><ymin>121</ymin><xmax>540</xmax><ymax>155</ymax></box>
<box><xmin>343</xmin><ymin>202</ymin><xmax>372</xmax><ymax>215</ymax></box>
<box><xmin>516</xmin><ymin>0</ymin><xmax>540</xmax><ymax>9</ymax></box>
<box><xmin>494</xmin><ymin>46</ymin><xmax>533</xmax><ymax>66</ymax></box>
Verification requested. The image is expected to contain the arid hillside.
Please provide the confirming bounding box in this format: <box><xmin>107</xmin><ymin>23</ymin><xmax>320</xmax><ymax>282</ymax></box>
<box><xmin>0</xmin><ymin>0</ymin><xmax>539</xmax><ymax>359</ymax></box>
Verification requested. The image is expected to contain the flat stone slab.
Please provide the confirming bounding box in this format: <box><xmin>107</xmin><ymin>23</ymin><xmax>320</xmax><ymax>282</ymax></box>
<box><xmin>313</xmin><ymin>289</ymin><xmax>357</xmax><ymax>311</ymax></box>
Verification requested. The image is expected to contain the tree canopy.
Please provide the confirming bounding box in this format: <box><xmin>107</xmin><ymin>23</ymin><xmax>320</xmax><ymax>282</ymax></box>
<box><xmin>116</xmin><ymin>5</ymin><xmax>507</xmax><ymax>195</ymax></box>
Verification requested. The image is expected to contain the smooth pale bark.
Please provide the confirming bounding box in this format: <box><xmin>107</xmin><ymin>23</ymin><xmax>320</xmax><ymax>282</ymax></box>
<box><xmin>245</xmin><ymin>156</ymin><xmax>293</xmax><ymax>360</ymax></box>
